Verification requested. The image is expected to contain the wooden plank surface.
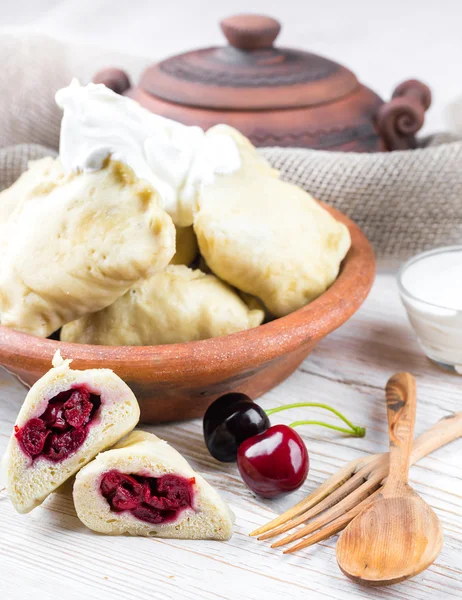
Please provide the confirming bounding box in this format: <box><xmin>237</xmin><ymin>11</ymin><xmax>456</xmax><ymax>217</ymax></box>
<box><xmin>1</xmin><ymin>272</ymin><xmax>461</xmax><ymax>600</ymax></box>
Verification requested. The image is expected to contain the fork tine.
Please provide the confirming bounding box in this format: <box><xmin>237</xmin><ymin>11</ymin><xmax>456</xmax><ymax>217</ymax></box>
<box><xmin>271</xmin><ymin>471</ymin><xmax>383</xmax><ymax>548</ymax></box>
<box><xmin>250</xmin><ymin>456</ymin><xmax>372</xmax><ymax>538</ymax></box>
<box><xmin>282</xmin><ymin>489</ymin><xmax>381</xmax><ymax>554</ymax></box>
<box><xmin>257</xmin><ymin>455</ymin><xmax>386</xmax><ymax>541</ymax></box>
<box><xmin>282</xmin><ymin>516</ymin><xmax>351</xmax><ymax>553</ymax></box>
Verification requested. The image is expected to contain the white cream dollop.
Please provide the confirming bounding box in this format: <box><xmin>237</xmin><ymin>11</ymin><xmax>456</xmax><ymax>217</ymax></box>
<box><xmin>55</xmin><ymin>80</ymin><xmax>241</xmax><ymax>226</ymax></box>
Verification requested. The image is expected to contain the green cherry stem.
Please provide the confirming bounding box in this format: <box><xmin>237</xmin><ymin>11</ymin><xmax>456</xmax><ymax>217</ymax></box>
<box><xmin>265</xmin><ymin>402</ymin><xmax>365</xmax><ymax>438</ymax></box>
<box><xmin>289</xmin><ymin>421</ymin><xmax>365</xmax><ymax>437</ymax></box>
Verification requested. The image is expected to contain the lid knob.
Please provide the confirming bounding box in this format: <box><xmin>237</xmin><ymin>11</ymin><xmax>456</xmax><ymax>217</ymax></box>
<box><xmin>220</xmin><ymin>14</ymin><xmax>281</xmax><ymax>51</ymax></box>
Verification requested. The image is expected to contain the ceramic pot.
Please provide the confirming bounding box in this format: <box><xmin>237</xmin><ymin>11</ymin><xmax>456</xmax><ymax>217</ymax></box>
<box><xmin>94</xmin><ymin>14</ymin><xmax>431</xmax><ymax>152</ymax></box>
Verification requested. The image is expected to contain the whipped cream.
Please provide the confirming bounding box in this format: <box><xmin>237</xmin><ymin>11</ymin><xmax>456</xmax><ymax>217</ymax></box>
<box><xmin>399</xmin><ymin>247</ymin><xmax>462</xmax><ymax>371</ymax></box>
<box><xmin>55</xmin><ymin>80</ymin><xmax>241</xmax><ymax>226</ymax></box>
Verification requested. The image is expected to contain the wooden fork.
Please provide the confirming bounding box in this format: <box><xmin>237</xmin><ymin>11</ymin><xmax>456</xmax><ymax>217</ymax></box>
<box><xmin>250</xmin><ymin>410</ymin><xmax>462</xmax><ymax>554</ymax></box>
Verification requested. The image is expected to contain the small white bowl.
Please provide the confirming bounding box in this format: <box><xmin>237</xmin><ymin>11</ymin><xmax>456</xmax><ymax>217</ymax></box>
<box><xmin>398</xmin><ymin>246</ymin><xmax>462</xmax><ymax>373</ymax></box>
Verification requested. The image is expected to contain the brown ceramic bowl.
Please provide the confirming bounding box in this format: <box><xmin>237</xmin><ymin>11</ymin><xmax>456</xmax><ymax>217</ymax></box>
<box><xmin>0</xmin><ymin>203</ymin><xmax>375</xmax><ymax>423</ymax></box>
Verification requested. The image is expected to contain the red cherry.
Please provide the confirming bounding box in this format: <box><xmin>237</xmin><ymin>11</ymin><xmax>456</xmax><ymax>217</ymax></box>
<box><xmin>237</xmin><ymin>424</ymin><xmax>309</xmax><ymax>498</ymax></box>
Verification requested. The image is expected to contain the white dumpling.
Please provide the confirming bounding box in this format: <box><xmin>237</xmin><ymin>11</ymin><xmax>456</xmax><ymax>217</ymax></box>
<box><xmin>0</xmin><ymin>159</ymin><xmax>175</xmax><ymax>337</ymax></box>
<box><xmin>193</xmin><ymin>129</ymin><xmax>351</xmax><ymax>317</ymax></box>
<box><xmin>61</xmin><ymin>265</ymin><xmax>264</xmax><ymax>345</ymax></box>
<box><xmin>4</xmin><ymin>351</ymin><xmax>140</xmax><ymax>514</ymax></box>
<box><xmin>73</xmin><ymin>430</ymin><xmax>234</xmax><ymax>540</ymax></box>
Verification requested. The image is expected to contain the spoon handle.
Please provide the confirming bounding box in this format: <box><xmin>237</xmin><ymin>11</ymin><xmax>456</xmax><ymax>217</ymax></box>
<box><xmin>385</xmin><ymin>372</ymin><xmax>417</xmax><ymax>487</ymax></box>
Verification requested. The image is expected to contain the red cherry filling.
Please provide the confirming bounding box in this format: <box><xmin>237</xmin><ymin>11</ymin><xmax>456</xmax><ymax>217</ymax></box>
<box><xmin>15</xmin><ymin>387</ymin><xmax>101</xmax><ymax>463</ymax></box>
<box><xmin>100</xmin><ymin>470</ymin><xmax>195</xmax><ymax>525</ymax></box>
<box><xmin>14</xmin><ymin>419</ymin><xmax>50</xmax><ymax>456</ymax></box>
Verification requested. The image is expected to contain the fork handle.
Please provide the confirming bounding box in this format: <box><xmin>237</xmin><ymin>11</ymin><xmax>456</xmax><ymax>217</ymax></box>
<box><xmin>411</xmin><ymin>411</ymin><xmax>462</xmax><ymax>464</ymax></box>
<box><xmin>385</xmin><ymin>372</ymin><xmax>417</xmax><ymax>487</ymax></box>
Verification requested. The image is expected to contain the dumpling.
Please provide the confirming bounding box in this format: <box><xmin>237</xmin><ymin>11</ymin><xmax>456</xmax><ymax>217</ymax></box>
<box><xmin>0</xmin><ymin>159</ymin><xmax>175</xmax><ymax>337</ymax></box>
<box><xmin>61</xmin><ymin>265</ymin><xmax>264</xmax><ymax>345</ymax></box>
<box><xmin>73</xmin><ymin>430</ymin><xmax>234</xmax><ymax>540</ymax></box>
<box><xmin>193</xmin><ymin>130</ymin><xmax>351</xmax><ymax>317</ymax></box>
<box><xmin>4</xmin><ymin>351</ymin><xmax>140</xmax><ymax>514</ymax></box>
<box><xmin>194</xmin><ymin>174</ymin><xmax>350</xmax><ymax>317</ymax></box>
<box><xmin>170</xmin><ymin>225</ymin><xmax>198</xmax><ymax>266</ymax></box>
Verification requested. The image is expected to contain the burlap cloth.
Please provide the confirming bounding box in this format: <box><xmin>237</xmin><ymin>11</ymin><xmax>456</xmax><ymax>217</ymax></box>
<box><xmin>1</xmin><ymin>34</ymin><xmax>461</xmax><ymax>263</ymax></box>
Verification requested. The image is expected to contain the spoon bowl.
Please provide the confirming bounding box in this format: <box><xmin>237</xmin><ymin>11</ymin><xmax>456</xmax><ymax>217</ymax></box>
<box><xmin>336</xmin><ymin>372</ymin><xmax>443</xmax><ymax>586</ymax></box>
<box><xmin>337</xmin><ymin>486</ymin><xmax>443</xmax><ymax>585</ymax></box>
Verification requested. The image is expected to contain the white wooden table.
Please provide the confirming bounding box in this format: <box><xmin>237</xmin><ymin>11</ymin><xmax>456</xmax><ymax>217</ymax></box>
<box><xmin>1</xmin><ymin>271</ymin><xmax>461</xmax><ymax>600</ymax></box>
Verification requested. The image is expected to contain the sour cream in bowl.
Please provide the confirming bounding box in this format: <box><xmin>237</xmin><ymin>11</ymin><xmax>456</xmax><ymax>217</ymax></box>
<box><xmin>398</xmin><ymin>246</ymin><xmax>462</xmax><ymax>373</ymax></box>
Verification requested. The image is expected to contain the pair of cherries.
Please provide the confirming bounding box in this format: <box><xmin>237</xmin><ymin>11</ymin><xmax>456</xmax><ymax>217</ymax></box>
<box><xmin>203</xmin><ymin>393</ymin><xmax>365</xmax><ymax>498</ymax></box>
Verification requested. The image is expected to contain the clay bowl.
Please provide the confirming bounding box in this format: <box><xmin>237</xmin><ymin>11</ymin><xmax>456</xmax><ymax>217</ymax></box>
<box><xmin>0</xmin><ymin>203</ymin><xmax>375</xmax><ymax>424</ymax></box>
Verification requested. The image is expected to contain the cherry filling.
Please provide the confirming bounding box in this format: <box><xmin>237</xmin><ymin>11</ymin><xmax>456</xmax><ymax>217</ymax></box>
<box><xmin>14</xmin><ymin>387</ymin><xmax>101</xmax><ymax>463</ymax></box>
<box><xmin>100</xmin><ymin>470</ymin><xmax>195</xmax><ymax>525</ymax></box>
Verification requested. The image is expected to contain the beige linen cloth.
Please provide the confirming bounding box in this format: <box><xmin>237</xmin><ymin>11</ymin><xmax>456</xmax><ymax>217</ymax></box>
<box><xmin>1</xmin><ymin>34</ymin><xmax>461</xmax><ymax>262</ymax></box>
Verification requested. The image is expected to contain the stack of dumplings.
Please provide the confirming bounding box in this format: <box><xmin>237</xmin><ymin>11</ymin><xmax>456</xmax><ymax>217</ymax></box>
<box><xmin>0</xmin><ymin>83</ymin><xmax>351</xmax><ymax>346</ymax></box>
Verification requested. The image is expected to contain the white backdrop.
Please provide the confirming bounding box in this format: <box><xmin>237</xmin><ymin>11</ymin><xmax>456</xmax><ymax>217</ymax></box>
<box><xmin>1</xmin><ymin>0</ymin><xmax>462</xmax><ymax>135</ymax></box>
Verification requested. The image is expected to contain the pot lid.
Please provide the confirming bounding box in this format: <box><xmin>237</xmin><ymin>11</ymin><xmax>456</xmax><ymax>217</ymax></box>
<box><xmin>139</xmin><ymin>14</ymin><xmax>359</xmax><ymax>111</ymax></box>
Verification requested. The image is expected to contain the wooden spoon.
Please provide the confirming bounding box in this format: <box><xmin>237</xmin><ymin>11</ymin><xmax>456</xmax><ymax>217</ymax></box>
<box><xmin>336</xmin><ymin>372</ymin><xmax>443</xmax><ymax>586</ymax></box>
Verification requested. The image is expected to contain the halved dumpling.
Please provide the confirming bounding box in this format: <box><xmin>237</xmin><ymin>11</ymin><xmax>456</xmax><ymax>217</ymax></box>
<box><xmin>73</xmin><ymin>431</ymin><xmax>234</xmax><ymax>540</ymax></box>
<box><xmin>61</xmin><ymin>265</ymin><xmax>264</xmax><ymax>345</ymax></box>
<box><xmin>4</xmin><ymin>351</ymin><xmax>140</xmax><ymax>514</ymax></box>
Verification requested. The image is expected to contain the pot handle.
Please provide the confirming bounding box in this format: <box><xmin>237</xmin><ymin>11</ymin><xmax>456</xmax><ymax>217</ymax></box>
<box><xmin>376</xmin><ymin>80</ymin><xmax>432</xmax><ymax>151</ymax></box>
<box><xmin>92</xmin><ymin>68</ymin><xmax>131</xmax><ymax>95</ymax></box>
<box><xmin>220</xmin><ymin>14</ymin><xmax>281</xmax><ymax>50</ymax></box>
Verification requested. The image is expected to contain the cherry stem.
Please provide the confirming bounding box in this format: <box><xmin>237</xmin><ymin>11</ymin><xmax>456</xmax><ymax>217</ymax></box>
<box><xmin>289</xmin><ymin>420</ymin><xmax>366</xmax><ymax>438</ymax></box>
<box><xmin>265</xmin><ymin>402</ymin><xmax>365</xmax><ymax>437</ymax></box>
